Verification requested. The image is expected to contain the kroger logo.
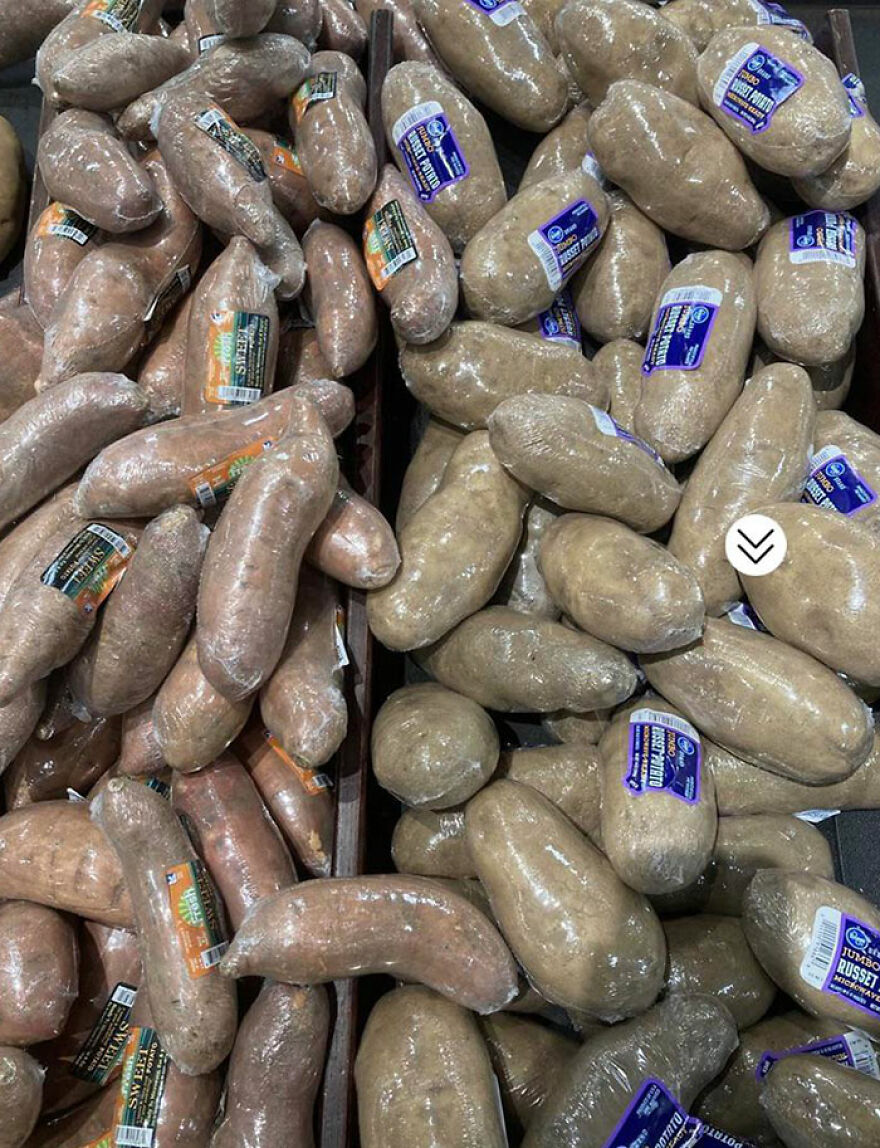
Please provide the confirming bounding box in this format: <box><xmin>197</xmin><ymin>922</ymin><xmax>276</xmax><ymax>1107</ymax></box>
<box><xmin>749</xmin><ymin>53</ymin><xmax>766</xmax><ymax>71</ymax></box>
<box><xmin>547</xmin><ymin>225</ymin><xmax>565</xmax><ymax>244</ymax></box>
<box><xmin>544</xmin><ymin>318</ymin><xmax>559</xmax><ymax>336</ymax></box>
<box><xmin>426</xmin><ymin>118</ymin><xmax>445</xmax><ymax>140</ymax></box>
<box><xmin>826</xmin><ymin>461</ymin><xmax>846</xmax><ymax>478</ymax></box>
<box><xmin>797</xmin><ymin>234</ymin><xmax>814</xmax><ymax>247</ymax></box>
<box><xmin>691</xmin><ymin>306</ymin><xmax>710</xmax><ymax>324</ymax></box>
<box><xmin>846</xmin><ymin>926</ymin><xmax>872</xmax><ymax>951</ymax></box>
<box><xmin>681</xmin><ymin>739</ymin><xmax>696</xmax><ymax>756</ymax></box>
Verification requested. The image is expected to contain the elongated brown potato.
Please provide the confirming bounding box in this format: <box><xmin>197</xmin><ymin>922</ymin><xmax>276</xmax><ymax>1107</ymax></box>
<box><xmin>24</xmin><ymin>201</ymin><xmax>101</xmax><ymax>328</ymax></box>
<box><xmin>0</xmin><ymin>901</ymin><xmax>78</xmax><ymax>1047</ymax></box>
<box><xmin>53</xmin><ymin>32</ymin><xmax>189</xmax><ymax>112</ymax></box>
<box><xmin>302</xmin><ymin>220</ymin><xmax>377</xmax><ymax>377</ymax></box>
<box><xmin>221</xmin><ymin>876</ymin><xmax>520</xmax><ymax>1014</ymax></box>
<box><xmin>0</xmin><ymin>1046</ymin><xmax>43</xmax><ymax>1148</ymax></box>
<box><xmin>4</xmin><ymin>716</ymin><xmax>120</xmax><ymax>807</ymax></box>
<box><xmin>307</xmin><ymin>479</ymin><xmax>400</xmax><ymax>590</ymax></box>
<box><xmin>761</xmin><ymin>1054</ymin><xmax>880</xmax><ymax>1147</ymax></box>
<box><xmin>94</xmin><ymin>778</ymin><xmax>238</xmax><ymax>1074</ymax></box>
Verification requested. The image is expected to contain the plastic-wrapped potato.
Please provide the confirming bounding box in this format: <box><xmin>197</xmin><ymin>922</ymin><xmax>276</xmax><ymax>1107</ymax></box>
<box><xmin>761</xmin><ymin>1054</ymin><xmax>880</xmax><ymax>1147</ymax></box>
<box><xmin>0</xmin><ymin>295</ymin><xmax>43</xmax><ymax>421</ymax></box>
<box><xmin>570</xmin><ymin>191</ymin><xmax>669</xmax><ymax>345</ymax></box>
<box><xmin>589</xmin><ymin>80</ymin><xmax>770</xmax><ymax>250</ymax></box>
<box><xmin>634</xmin><ymin>250</ymin><xmax>756</xmax><ymax>464</ymax></box>
<box><xmin>556</xmin><ymin>0</ymin><xmax>699</xmax><ymax>106</ymax></box>
<box><xmin>793</xmin><ymin>72</ymin><xmax>880</xmax><ymax>211</ymax></box>
<box><xmin>318</xmin><ymin>0</ymin><xmax>368</xmax><ymax>56</ymax></box>
<box><xmin>643</xmin><ymin>618</ymin><xmax>875</xmax><ymax>785</ymax></box>
<box><xmin>461</xmin><ymin>166</ymin><xmax>608</xmax><ymax>326</ymax></box>
<box><xmin>24</xmin><ymin>203</ymin><xmax>101</xmax><ymax>330</ymax></box>
<box><xmin>480</xmin><ymin>1013</ymin><xmax>577</xmax><ymax>1136</ymax></box>
<box><xmin>660</xmin><ymin>0</ymin><xmax>811</xmax><ymax>53</ymax></box>
<box><xmin>391</xmin><ymin>807</ymin><xmax>473</xmax><ymax>878</ymax></box>
<box><xmin>382</xmin><ymin>62</ymin><xmax>507</xmax><ymax>253</ymax></box>
<box><xmin>591</xmin><ymin>338</ymin><xmax>643</xmax><ymax>431</ymax></box>
<box><xmin>488</xmin><ymin>394</ymin><xmax>682</xmax><ymax>533</ymax></box>
<box><xmin>696</xmin><ymin>27</ymin><xmax>851</xmax><ymax>178</ymax></box>
<box><xmin>0</xmin><ymin>1046</ymin><xmax>42</xmax><ymax>1148</ymax></box>
<box><xmin>520</xmin><ymin>101</ymin><xmax>592</xmax><ymax>191</ymax></box>
<box><xmin>808</xmin><ymin>409</ymin><xmax>880</xmax><ymax>535</ymax></box>
<box><xmin>0</xmin><ymin>117</ymin><xmax>23</xmax><ymax>264</ymax></box>
<box><xmin>542</xmin><ymin>707</ymin><xmax>609</xmax><ymax>746</ymax></box>
<box><xmin>540</xmin><ymin>514</ymin><xmax>705</xmax><ymax>652</ymax></box>
<box><xmin>401</xmin><ymin>321</ymin><xmax>606</xmax><ymax>430</ymax></box>
<box><xmin>418</xmin><ymin>605</ymin><xmax>638</xmax><ymax>713</ymax></box>
<box><xmin>495</xmin><ymin>499</ymin><xmax>560</xmax><ymax>619</ymax></box>
<box><xmin>497</xmin><ymin>743</ymin><xmax>601</xmax><ymax>840</ymax></box>
<box><xmin>355</xmin><ymin>0</ymin><xmax>442</xmax><ymax>65</ymax></box>
<box><xmin>667</xmin><ymin>362</ymin><xmax>815</xmax><ymax>615</ymax></box>
<box><xmin>396</xmin><ymin>418</ymin><xmax>463</xmax><ymax>531</ymax></box>
<box><xmin>0</xmin><ymin>0</ymin><xmax>75</xmax><ymax>72</ymax></box>
<box><xmin>52</xmin><ymin>32</ymin><xmax>189</xmax><ymax>112</ymax></box>
<box><xmin>755</xmin><ymin>212</ymin><xmax>865</xmax><ymax>367</ymax></box>
<box><xmin>302</xmin><ymin>221</ymin><xmax>377</xmax><ymax>377</ymax></box>
<box><xmin>242</xmin><ymin>129</ymin><xmax>323</xmax><ymax>236</ymax></box>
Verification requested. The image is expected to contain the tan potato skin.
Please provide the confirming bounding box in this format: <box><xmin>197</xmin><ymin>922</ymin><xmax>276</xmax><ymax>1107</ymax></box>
<box><xmin>412</xmin><ymin>0</ymin><xmax>567</xmax><ymax>133</ymax></box>
<box><xmin>396</xmin><ymin>418</ymin><xmax>462</xmax><ymax>531</ymax></box>
<box><xmin>668</xmin><ymin>363</ymin><xmax>815</xmax><ymax>615</ymax></box>
<box><xmin>794</xmin><ymin>82</ymin><xmax>880</xmax><ymax>211</ymax></box>
<box><xmin>420</xmin><ymin>604</ymin><xmax>638</xmax><ymax>712</ymax></box>
<box><xmin>372</xmin><ymin>682</ymin><xmax>499</xmax><ymax>810</ymax></box>
<box><xmin>196</xmin><ymin>396</ymin><xmax>339</xmax><ymax>700</ymax></box>
<box><xmin>0</xmin><ymin>295</ymin><xmax>43</xmax><ymax>421</ymax></box>
<box><xmin>635</xmin><ymin>250</ymin><xmax>756</xmax><ymax>463</ymax></box>
<box><xmin>660</xmin><ymin>0</ymin><xmax>807</xmax><ymax>52</ymax></box>
<box><xmin>591</xmin><ymin>338</ymin><xmax>644</xmax><ymax>431</ymax></box>
<box><xmin>755</xmin><ymin>214</ymin><xmax>866</xmax><ymax>367</ymax></box>
<box><xmin>488</xmin><ymin>393</ymin><xmax>682</xmax><ymax>532</ymax></box>
<box><xmin>697</xmin><ymin>27</ymin><xmax>851</xmax><ymax>178</ymax></box>
<box><xmin>696</xmin><ymin>1011</ymin><xmax>843</xmax><ymax>1144</ymax></box>
<box><xmin>153</xmin><ymin>638</ymin><xmax>254</xmax><ymax>772</ymax></box>
<box><xmin>705</xmin><ymin>814</ymin><xmax>835</xmax><ymax>917</ymax></box>
<box><xmin>0</xmin><ymin>1046</ymin><xmax>42</xmax><ymax>1146</ymax></box>
<box><xmin>38</xmin><ymin>110</ymin><xmax>160</xmax><ymax>234</ymax></box>
<box><xmin>258</xmin><ymin>567</ymin><xmax>348</xmax><ymax>768</ymax></box>
<box><xmin>4</xmin><ymin>717</ymin><xmax>120</xmax><ymax>807</ymax></box>
<box><xmin>235</xmin><ymin>725</ymin><xmax>334</xmax><ymax>877</ymax></box>
<box><xmin>291</xmin><ymin>51</ymin><xmax>377</xmax><ymax>216</ymax></box>
<box><xmin>571</xmin><ymin>192</ymin><xmax>670</xmax><ymax>344</ymax></box>
<box><xmin>742</xmin><ymin>503</ymin><xmax>880</xmax><ymax>685</ymax></box>
<box><xmin>540</xmin><ymin>514</ymin><xmax>705</xmax><ymax>652</ymax></box>
<box><xmin>520</xmin><ymin>101</ymin><xmax>593</xmax><ymax>191</ymax></box>
<box><xmin>94</xmin><ymin>778</ymin><xmax>238</xmax><ymax>1074</ymax></box>
<box><xmin>302</xmin><ymin>221</ymin><xmax>377</xmax><ymax>377</ymax></box>
<box><xmin>480</xmin><ymin>1013</ymin><xmax>578</xmax><ymax>1136</ymax></box>
<box><xmin>210</xmin><ymin>981</ymin><xmax>329</xmax><ymax>1148</ymax></box>
<box><xmin>68</xmin><ymin>507</ymin><xmax>207</xmax><ymax>718</ymax></box>
<box><xmin>306</xmin><ymin>478</ymin><xmax>401</xmax><ymax>590</ymax></box>
<box><xmin>812</xmin><ymin>409</ymin><xmax>880</xmax><ymax>535</ymax></box>
<box><xmin>0</xmin><ymin>684</ymin><xmax>47</xmax><ymax>780</ymax></box>
<box><xmin>367</xmin><ymin>432</ymin><xmax>528</xmax><ymax>651</ymax></box>
<box><xmin>0</xmin><ymin>518</ymin><xmax>141</xmax><ymax>707</ymax></box>
<box><xmin>0</xmin><ymin>801</ymin><xmax>132</xmax><ymax>926</ymax></box>
<box><xmin>382</xmin><ymin>62</ymin><xmax>507</xmax><ymax>253</ymax></box>
<box><xmin>525</xmin><ymin>997</ymin><xmax>738</xmax><ymax>1148</ymax></box>
<box><xmin>183</xmin><ymin>237</ymin><xmax>279</xmax><ymax>415</ymax></box>
<box><xmin>461</xmin><ymin>168</ymin><xmax>608</xmax><ymax>325</ymax></box>
<box><xmin>364</xmin><ymin>164</ymin><xmax>458</xmax><ymax>344</ymax></box>
<box><xmin>34</xmin><ymin>921</ymin><xmax>141</xmax><ymax>1115</ymax></box>
<box><xmin>744</xmin><ymin>870</ymin><xmax>880</xmax><ymax>1037</ymax></box>
<box><xmin>402</xmin><ymin>320</ymin><xmax>606</xmax><ymax>431</ymax></box>
<box><xmin>221</xmin><ymin>875</ymin><xmax>520</xmax><ymax>1013</ymax></box>
<box><xmin>391</xmin><ymin>807</ymin><xmax>474</xmax><ymax>877</ymax></box>
<box><xmin>761</xmin><ymin>1053</ymin><xmax>880</xmax><ymax>1147</ymax></box>
<box><xmin>557</xmin><ymin>0</ymin><xmax>698</xmax><ymax>106</ymax></box>
<box><xmin>598</xmin><ymin>702</ymin><xmax>717</xmax><ymax>896</ymax></box>
<box><xmin>542</xmin><ymin>707</ymin><xmax>609</xmax><ymax>746</ymax></box>
<box><xmin>356</xmin><ymin>986</ymin><xmax>508</xmax><ymax>1148</ymax></box>
<box><xmin>53</xmin><ymin>32</ymin><xmax>189</xmax><ymax>112</ymax></box>
<box><xmin>467</xmin><ymin>780</ymin><xmax>666</xmax><ymax>1018</ymax></box>
<box><xmin>24</xmin><ymin>201</ymin><xmax>101</xmax><ymax>329</ymax></box>
<box><xmin>664</xmin><ymin>914</ymin><xmax>776</xmax><ymax>1030</ymax></box>
<box><xmin>0</xmin><ymin>901</ymin><xmax>78</xmax><ymax>1046</ymax></box>
<box><xmin>0</xmin><ymin>374</ymin><xmax>148</xmax><ymax>534</ymax></box>
<box><xmin>119</xmin><ymin>697</ymin><xmax>166</xmax><ymax>777</ymax></box>
<box><xmin>642</xmin><ymin>618</ymin><xmax>874</xmax><ymax>784</ymax></box>
<box><xmin>243</xmin><ymin>128</ymin><xmax>323</xmax><ymax>235</ymax></box>
<box><xmin>171</xmin><ymin>752</ymin><xmax>297</xmax><ymax>931</ymax></box>
<box><xmin>590</xmin><ymin>79</ymin><xmax>770</xmax><ymax>249</ymax></box>
<box><xmin>76</xmin><ymin>379</ymin><xmax>354</xmax><ymax>518</ymax></box>
<box><xmin>137</xmin><ymin>294</ymin><xmax>192</xmax><ymax>423</ymax></box>
<box><xmin>497</xmin><ymin>743</ymin><xmax>601</xmax><ymax>841</ymax></box>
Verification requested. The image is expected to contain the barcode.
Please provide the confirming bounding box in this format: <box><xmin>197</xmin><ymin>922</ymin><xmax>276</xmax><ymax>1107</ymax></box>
<box><xmin>311</xmin><ymin>773</ymin><xmax>332</xmax><ymax>790</ymax></box>
<box><xmin>112</xmin><ymin>984</ymin><xmax>138</xmax><ymax>1007</ymax></box>
<box><xmin>49</xmin><ymin>223</ymin><xmax>91</xmax><ymax>244</ymax></box>
<box><xmin>630</xmin><ymin>708</ymin><xmax>700</xmax><ymax>741</ymax></box>
<box><xmin>193</xmin><ymin>482</ymin><xmax>216</xmax><ymax>509</ymax></box>
<box><xmin>87</xmin><ymin>522</ymin><xmax>132</xmax><ymax>556</ymax></box>
<box><xmin>215</xmin><ymin>385</ymin><xmax>262</xmax><ymax>405</ymax></box>
<box><xmin>115</xmin><ymin>1126</ymin><xmax>154</xmax><ymax>1147</ymax></box>
<box><xmin>198</xmin><ymin>33</ymin><xmax>226</xmax><ymax>51</ymax></box>
<box><xmin>845</xmin><ymin>1030</ymin><xmax>880</xmax><ymax>1078</ymax></box>
<box><xmin>384</xmin><ymin>246</ymin><xmax>418</xmax><ymax>279</ymax></box>
<box><xmin>800</xmin><ymin>906</ymin><xmax>842</xmax><ymax>989</ymax></box>
<box><xmin>713</xmin><ymin>42</ymin><xmax>759</xmax><ymax>106</ymax></box>
<box><xmin>527</xmin><ymin>231</ymin><xmax>562</xmax><ymax>291</ymax></box>
<box><xmin>201</xmin><ymin>942</ymin><xmax>229</xmax><ymax>969</ymax></box>
<box><xmin>488</xmin><ymin>1</ymin><xmax>522</xmax><ymax>24</ymax></box>
<box><xmin>660</xmin><ymin>285</ymin><xmax>724</xmax><ymax>310</ymax></box>
<box><xmin>392</xmin><ymin>100</ymin><xmax>443</xmax><ymax>145</ymax></box>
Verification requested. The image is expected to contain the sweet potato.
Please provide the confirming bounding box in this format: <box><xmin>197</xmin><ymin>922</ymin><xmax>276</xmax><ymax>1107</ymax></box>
<box><xmin>4</xmin><ymin>717</ymin><xmax>120</xmax><ymax>807</ymax></box>
<box><xmin>243</xmin><ymin>128</ymin><xmax>323</xmax><ymax>235</ymax></box>
<box><xmin>53</xmin><ymin>32</ymin><xmax>189</xmax><ymax>112</ymax></box>
<box><xmin>306</xmin><ymin>478</ymin><xmax>400</xmax><ymax>590</ymax></box>
<box><xmin>0</xmin><ymin>901</ymin><xmax>78</xmax><ymax>1046</ymax></box>
<box><xmin>24</xmin><ymin>202</ymin><xmax>101</xmax><ymax>329</ymax></box>
<box><xmin>318</xmin><ymin>0</ymin><xmax>368</xmax><ymax>55</ymax></box>
<box><xmin>302</xmin><ymin>221</ymin><xmax>377</xmax><ymax>377</ymax></box>
<box><xmin>0</xmin><ymin>295</ymin><xmax>43</xmax><ymax>422</ymax></box>
<box><xmin>136</xmin><ymin>293</ymin><xmax>192</xmax><ymax>422</ymax></box>
<box><xmin>118</xmin><ymin>697</ymin><xmax>166</xmax><ymax>777</ymax></box>
<box><xmin>0</xmin><ymin>1046</ymin><xmax>43</xmax><ymax>1148</ymax></box>
<box><xmin>0</xmin><ymin>0</ymin><xmax>76</xmax><ymax>72</ymax></box>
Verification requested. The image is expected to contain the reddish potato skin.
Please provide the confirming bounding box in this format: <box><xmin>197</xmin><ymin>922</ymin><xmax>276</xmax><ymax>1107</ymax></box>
<box><xmin>4</xmin><ymin>716</ymin><xmax>121</xmax><ymax>807</ymax></box>
<box><xmin>119</xmin><ymin>697</ymin><xmax>166</xmax><ymax>777</ymax></box>
<box><xmin>25</xmin><ymin>1085</ymin><xmax>117</xmax><ymax>1148</ymax></box>
<box><xmin>172</xmin><ymin>752</ymin><xmax>297</xmax><ymax>931</ymax></box>
<box><xmin>0</xmin><ymin>801</ymin><xmax>133</xmax><ymax>927</ymax></box>
<box><xmin>0</xmin><ymin>294</ymin><xmax>43</xmax><ymax>421</ymax></box>
<box><xmin>302</xmin><ymin>221</ymin><xmax>378</xmax><ymax>378</ymax></box>
<box><xmin>0</xmin><ymin>1045</ymin><xmax>43</xmax><ymax>1148</ymax></box>
<box><xmin>244</xmin><ymin>128</ymin><xmax>324</xmax><ymax>235</ymax></box>
<box><xmin>306</xmin><ymin>479</ymin><xmax>401</xmax><ymax>589</ymax></box>
<box><xmin>24</xmin><ymin>201</ymin><xmax>101</xmax><ymax>328</ymax></box>
<box><xmin>0</xmin><ymin>901</ymin><xmax>78</xmax><ymax>1046</ymax></box>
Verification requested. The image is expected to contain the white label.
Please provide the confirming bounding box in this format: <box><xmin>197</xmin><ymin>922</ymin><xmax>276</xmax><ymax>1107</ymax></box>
<box><xmin>527</xmin><ymin>230</ymin><xmax>563</xmax><ymax>292</ymax></box>
<box><xmin>795</xmin><ymin>809</ymin><xmax>841</xmax><ymax>824</ymax></box>
<box><xmin>198</xmin><ymin>33</ymin><xmax>226</xmax><ymax>52</ymax></box>
<box><xmin>112</xmin><ymin>984</ymin><xmax>138</xmax><ymax>1007</ymax></box>
<box><xmin>334</xmin><ymin>619</ymin><xmax>349</xmax><ymax>671</ymax></box>
<box><xmin>392</xmin><ymin>100</ymin><xmax>444</xmax><ymax>146</ymax></box>
<box><xmin>66</xmin><ymin>788</ymin><xmax>87</xmax><ymax>803</ymax></box>
<box><xmin>844</xmin><ymin>1030</ymin><xmax>880</xmax><ymax>1078</ymax></box>
<box><xmin>713</xmin><ymin>42</ymin><xmax>761</xmax><ymax>108</ymax></box>
<box><xmin>629</xmin><ymin>707</ymin><xmax>701</xmax><ymax>742</ymax></box>
<box><xmin>589</xmin><ymin>406</ymin><xmax>617</xmax><ymax>438</ymax></box>
<box><xmin>581</xmin><ymin>151</ymin><xmax>605</xmax><ymax>185</ymax></box>
<box><xmin>801</xmin><ymin>905</ymin><xmax>842</xmax><ymax>990</ymax></box>
<box><xmin>811</xmin><ymin>444</ymin><xmax>846</xmax><ymax>470</ymax></box>
<box><xmin>659</xmin><ymin>285</ymin><xmax>724</xmax><ymax>311</ymax></box>
<box><xmin>87</xmin><ymin>523</ymin><xmax>132</xmax><ymax>558</ymax></box>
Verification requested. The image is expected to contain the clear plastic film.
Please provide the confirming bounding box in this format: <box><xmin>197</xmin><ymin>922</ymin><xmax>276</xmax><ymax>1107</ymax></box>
<box><xmin>0</xmin><ymin>1045</ymin><xmax>43</xmax><ymax>1148</ymax></box>
<box><xmin>317</xmin><ymin>0</ymin><xmax>368</xmax><ymax>57</ymax></box>
<box><xmin>495</xmin><ymin>498</ymin><xmax>561</xmax><ymax>620</ymax></box>
<box><xmin>760</xmin><ymin>1052</ymin><xmax>880</xmax><ymax>1147</ymax></box>
<box><xmin>24</xmin><ymin>201</ymin><xmax>101</xmax><ymax>329</ymax></box>
<box><xmin>0</xmin><ymin>901</ymin><xmax>79</xmax><ymax>1046</ymax></box>
<box><xmin>302</xmin><ymin>220</ymin><xmax>377</xmax><ymax>376</ymax></box>
<box><xmin>660</xmin><ymin>0</ymin><xmax>812</xmax><ymax>53</ymax></box>
<box><xmin>0</xmin><ymin>294</ymin><xmax>43</xmax><ymax>421</ymax></box>
<box><xmin>4</xmin><ymin>715</ymin><xmax>121</xmax><ymax>806</ymax></box>
<box><xmin>793</xmin><ymin>73</ymin><xmax>880</xmax><ymax>211</ymax></box>
<box><xmin>497</xmin><ymin>742</ymin><xmax>602</xmax><ymax>842</ymax></box>
<box><xmin>52</xmin><ymin>30</ymin><xmax>189</xmax><ymax>112</ymax></box>
<box><xmin>307</xmin><ymin>477</ymin><xmax>400</xmax><ymax>589</ymax></box>
<box><xmin>391</xmin><ymin>805</ymin><xmax>474</xmax><ymax>878</ymax></box>
<box><xmin>541</xmin><ymin>706</ymin><xmax>610</xmax><ymax>746</ymax></box>
<box><xmin>520</xmin><ymin>101</ymin><xmax>593</xmax><ymax>191</ymax></box>
<box><xmin>480</xmin><ymin>1012</ymin><xmax>577</xmax><ymax>1137</ymax></box>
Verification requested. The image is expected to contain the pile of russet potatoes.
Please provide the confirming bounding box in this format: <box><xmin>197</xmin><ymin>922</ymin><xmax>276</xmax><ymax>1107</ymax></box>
<box><xmin>1</xmin><ymin>0</ymin><xmax>880</xmax><ymax>1145</ymax></box>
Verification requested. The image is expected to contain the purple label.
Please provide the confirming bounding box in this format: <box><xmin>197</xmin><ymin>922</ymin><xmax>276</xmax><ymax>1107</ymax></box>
<box><xmin>602</xmin><ymin>1080</ymin><xmax>692</xmax><ymax>1148</ymax></box>
<box><xmin>626</xmin><ymin>710</ymin><xmax>702</xmax><ymax>806</ymax></box>
<box><xmin>528</xmin><ymin>200</ymin><xmax>601</xmax><ymax>291</ymax></box>
<box><xmin>392</xmin><ymin>102</ymin><xmax>469</xmax><ymax>204</ymax></box>
<box><xmin>789</xmin><ymin>211</ymin><xmax>858</xmax><ymax>267</ymax></box>
<box><xmin>726</xmin><ymin>602</ymin><xmax>769</xmax><ymax>632</ymax></box>
<box><xmin>751</xmin><ymin>0</ymin><xmax>811</xmax><ymax>39</ymax></box>
<box><xmin>756</xmin><ymin>1032</ymin><xmax>879</xmax><ymax>1081</ymax></box>
<box><xmin>843</xmin><ymin>73</ymin><xmax>867</xmax><ymax>119</ymax></box>
<box><xmin>590</xmin><ymin>407</ymin><xmax>665</xmax><ymax>467</ymax></box>
<box><xmin>801</xmin><ymin>909</ymin><xmax>880</xmax><ymax>1021</ymax></box>
<box><xmin>463</xmin><ymin>0</ymin><xmax>523</xmax><ymax>22</ymax></box>
<box><xmin>642</xmin><ymin>287</ymin><xmax>721</xmax><ymax>374</ymax></box>
<box><xmin>801</xmin><ymin>447</ymin><xmax>877</xmax><ymax>516</ymax></box>
<box><xmin>537</xmin><ymin>290</ymin><xmax>581</xmax><ymax>349</ymax></box>
<box><xmin>715</xmin><ymin>45</ymin><xmax>804</xmax><ymax>134</ymax></box>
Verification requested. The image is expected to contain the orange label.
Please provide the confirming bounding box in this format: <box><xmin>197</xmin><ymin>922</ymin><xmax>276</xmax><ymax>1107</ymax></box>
<box><xmin>83</xmin><ymin>1135</ymin><xmax>113</xmax><ymax>1148</ymax></box>
<box><xmin>40</xmin><ymin>524</ymin><xmax>134</xmax><ymax>616</ymax></box>
<box><xmin>187</xmin><ymin>437</ymin><xmax>276</xmax><ymax>508</ymax></box>
<box><xmin>265</xmin><ymin>732</ymin><xmax>332</xmax><ymax>796</ymax></box>
<box><xmin>82</xmin><ymin>0</ymin><xmax>142</xmax><ymax>31</ymax></box>
<box><xmin>37</xmin><ymin>203</ymin><xmax>97</xmax><ymax>246</ymax></box>
<box><xmin>165</xmin><ymin>861</ymin><xmax>227</xmax><ymax>979</ymax></box>
<box><xmin>272</xmin><ymin>138</ymin><xmax>303</xmax><ymax>176</ymax></box>
<box><xmin>204</xmin><ymin>310</ymin><xmax>271</xmax><ymax>408</ymax></box>
<box><xmin>363</xmin><ymin>200</ymin><xmax>418</xmax><ymax>291</ymax></box>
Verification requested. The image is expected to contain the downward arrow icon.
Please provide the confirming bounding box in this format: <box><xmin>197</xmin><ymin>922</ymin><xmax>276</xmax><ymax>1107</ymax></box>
<box><xmin>736</xmin><ymin>526</ymin><xmax>775</xmax><ymax>565</ymax></box>
<box><xmin>725</xmin><ymin>514</ymin><xmax>787</xmax><ymax>578</ymax></box>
